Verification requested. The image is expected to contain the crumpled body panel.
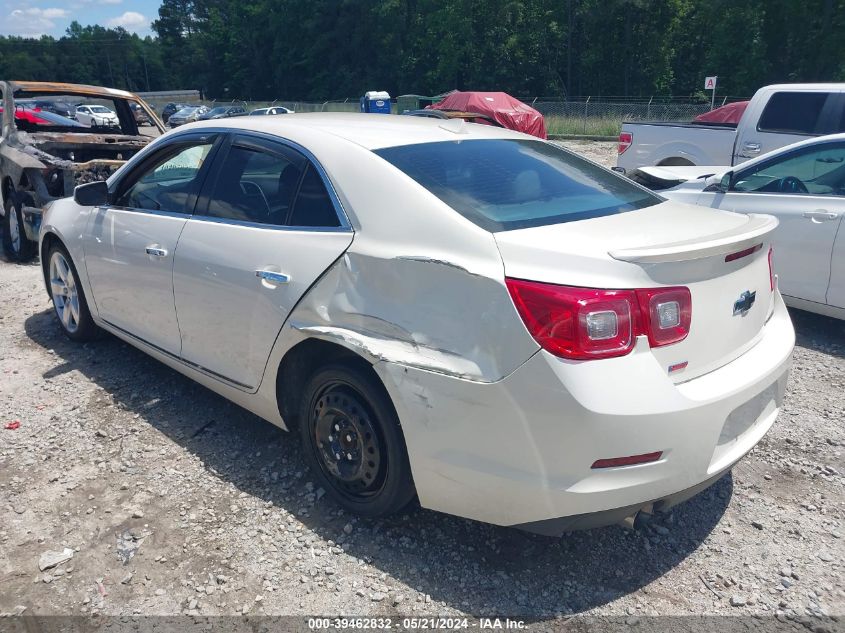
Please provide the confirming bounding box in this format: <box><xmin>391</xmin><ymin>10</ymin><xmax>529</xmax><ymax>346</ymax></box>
<box><xmin>287</xmin><ymin>250</ymin><xmax>539</xmax><ymax>383</ymax></box>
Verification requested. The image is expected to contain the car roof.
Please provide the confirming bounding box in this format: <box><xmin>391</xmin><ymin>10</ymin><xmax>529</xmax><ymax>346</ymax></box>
<box><xmin>760</xmin><ymin>83</ymin><xmax>845</xmax><ymax>91</ymax></box>
<box><xmin>8</xmin><ymin>81</ymin><xmax>141</xmax><ymax>100</ymax></box>
<box><xmin>185</xmin><ymin>112</ymin><xmax>532</xmax><ymax>150</ymax></box>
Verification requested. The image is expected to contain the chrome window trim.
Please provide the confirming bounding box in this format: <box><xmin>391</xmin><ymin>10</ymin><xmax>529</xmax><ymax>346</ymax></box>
<box><xmin>107</xmin><ymin>126</ymin><xmax>354</xmax><ymax>230</ymax></box>
<box><xmin>187</xmin><ymin>213</ymin><xmax>353</xmax><ymax>233</ymax></box>
<box><xmin>99</xmin><ymin>206</ymin><xmax>194</xmax><ymax>219</ymax></box>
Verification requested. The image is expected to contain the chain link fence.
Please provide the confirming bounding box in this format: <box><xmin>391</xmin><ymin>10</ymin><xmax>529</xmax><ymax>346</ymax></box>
<box><xmin>529</xmin><ymin>98</ymin><xmax>728</xmax><ymax>136</ymax></box>
<box><xmin>138</xmin><ymin>93</ymin><xmax>745</xmax><ymax>137</ymax></box>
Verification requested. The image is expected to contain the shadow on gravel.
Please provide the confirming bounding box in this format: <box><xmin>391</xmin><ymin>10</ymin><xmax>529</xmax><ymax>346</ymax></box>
<box><xmin>25</xmin><ymin>308</ymin><xmax>731</xmax><ymax>617</ymax></box>
<box><xmin>789</xmin><ymin>308</ymin><xmax>845</xmax><ymax>358</ymax></box>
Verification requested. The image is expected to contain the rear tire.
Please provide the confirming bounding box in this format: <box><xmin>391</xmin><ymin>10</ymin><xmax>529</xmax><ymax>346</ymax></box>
<box><xmin>2</xmin><ymin>192</ymin><xmax>38</xmax><ymax>262</ymax></box>
<box><xmin>299</xmin><ymin>363</ymin><xmax>415</xmax><ymax>517</ymax></box>
<box><xmin>46</xmin><ymin>243</ymin><xmax>99</xmax><ymax>341</ymax></box>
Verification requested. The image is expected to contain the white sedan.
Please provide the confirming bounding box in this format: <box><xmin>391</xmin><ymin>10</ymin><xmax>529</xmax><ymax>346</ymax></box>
<box><xmin>38</xmin><ymin>114</ymin><xmax>793</xmax><ymax>534</ymax></box>
<box><xmin>250</xmin><ymin>106</ymin><xmax>293</xmax><ymax>115</ymax></box>
<box><xmin>627</xmin><ymin>133</ymin><xmax>845</xmax><ymax>320</ymax></box>
<box><xmin>75</xmin><ymin>104</ymin><xmax>119</xmax><ymax>128</ymax></box>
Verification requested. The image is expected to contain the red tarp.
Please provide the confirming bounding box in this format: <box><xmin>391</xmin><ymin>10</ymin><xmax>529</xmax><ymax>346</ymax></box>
<box><xmin>693</xmin><ymin>101</ymin><xmax>749</xmax><ymax>126</ymax></box>
<box><xmin>428</xmin><ymin>91</ymin><xmax>547</xmax><ymax>139</ymax></box>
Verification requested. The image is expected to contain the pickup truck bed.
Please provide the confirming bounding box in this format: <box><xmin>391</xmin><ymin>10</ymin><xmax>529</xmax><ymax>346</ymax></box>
<box><xmin>617</xmin><ymin>121</ymin><xmax>738</xmax><ymax>170</ymax></box>
<box><xmin>616</xmin><ymin>84</ymin><xmax>845</xmax><ymax>172</ymax></box>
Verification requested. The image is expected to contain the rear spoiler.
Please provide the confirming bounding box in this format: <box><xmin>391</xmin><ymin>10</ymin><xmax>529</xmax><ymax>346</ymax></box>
<box><xmin>609</xmin><ymin>214</ymin><xmax>778</xmax><ymax>264</ymax></box>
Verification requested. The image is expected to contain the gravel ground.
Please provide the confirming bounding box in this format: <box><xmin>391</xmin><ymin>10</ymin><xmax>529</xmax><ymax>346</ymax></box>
<box><xmin>0</xmin><ymin>142</ymin><xmax>843</xmax><ymax>626</ymax></box>
<box><xmin>556</xmin><ymin>139</ymin><xmax>619</xmax><ymax>167</ymax></box>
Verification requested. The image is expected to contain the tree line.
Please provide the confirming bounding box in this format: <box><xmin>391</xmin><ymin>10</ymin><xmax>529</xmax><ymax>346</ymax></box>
<box><xmin>1</xmin><ymin>0</ymin><xmax>842</xmax><ymax>102</ymax></box>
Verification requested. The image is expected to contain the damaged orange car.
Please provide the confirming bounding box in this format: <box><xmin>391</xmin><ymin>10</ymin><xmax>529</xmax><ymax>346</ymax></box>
<box><xmin>0</xmin><ymin>81</ymin><xmax>164</xmax><ymax>261</ymax></box>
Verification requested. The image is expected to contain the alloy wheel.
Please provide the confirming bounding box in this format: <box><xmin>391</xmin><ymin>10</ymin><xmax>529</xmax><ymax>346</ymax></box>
<box><xmin>49</xmin><ymin>251</ymin><xmax>81</xmax><ymax>333</ymax></box>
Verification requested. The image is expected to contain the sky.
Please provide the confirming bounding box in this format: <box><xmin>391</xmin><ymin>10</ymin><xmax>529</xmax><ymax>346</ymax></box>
<box><xmin>1</xmin><ymin>0</ymin><xmax>161</xmax><ymax>38</ymax></box>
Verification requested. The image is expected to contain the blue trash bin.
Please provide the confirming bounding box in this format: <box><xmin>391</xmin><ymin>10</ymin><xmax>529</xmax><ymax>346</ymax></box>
<box><xmin>360</xmin><ymin>91</ymin><xmax>392</xmax><ymax>114</ymax></box>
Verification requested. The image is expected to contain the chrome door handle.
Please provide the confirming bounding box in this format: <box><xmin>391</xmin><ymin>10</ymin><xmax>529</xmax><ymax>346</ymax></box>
<box><xmin>741</xmin><ymin>142</ymin><xmax>761</xmax><ymax>156</ymax></box>
<box><xmin>145</xmin><ymin>246</ymin><xmax>168</xmax><ymax>257</ymax></box>
<box><xmin>255</xmin><ymin>269</ymin><xmax>290</xmax><ymax>284</ymax></box>
<box><xmin>803</xmin><ymin>210</ymin><xmax>839</xmax><ymax>222</ymax></box>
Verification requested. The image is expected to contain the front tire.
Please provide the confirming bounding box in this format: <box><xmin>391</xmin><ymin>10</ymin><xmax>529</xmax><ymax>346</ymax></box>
<box><xmin>2</xmin><ymin>192</ymin><xmax>38</xmax><ymax>262</ymax></box>
<box><xmin>46</xmin><ymin>243</ymin><xmax>99</xmax><ymax>341</ymax></box>
<box><xmin>299</xmin><ymin>363</ymin><xmax>415</xmax><ymax>517</ymax></box>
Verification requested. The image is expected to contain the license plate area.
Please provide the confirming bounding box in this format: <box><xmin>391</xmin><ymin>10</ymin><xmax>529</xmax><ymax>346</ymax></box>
<box><xmin>709</xmin><ymin>381</ymin><xmax>780</xmax><ymax>472</ymax></box>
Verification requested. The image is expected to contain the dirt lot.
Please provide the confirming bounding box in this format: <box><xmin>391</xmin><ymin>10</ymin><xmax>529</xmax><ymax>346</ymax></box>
<box><xmin>0</xmin><ymin>142</ymin><xmax>842</xmax><ymax>627</ymax></box>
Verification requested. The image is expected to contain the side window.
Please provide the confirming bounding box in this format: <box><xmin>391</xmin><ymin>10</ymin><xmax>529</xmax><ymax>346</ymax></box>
<box><xmin>732</xmin><ymin>143</ymin><xmax>845</xmax><ymax>196</ymax></box>
<box><xmin>206</xmin><ymin>143</ymin><xmax>306</xmax><ymax>225</ymax></box>
<box><xmin>115</xmin><ymin>141</ymin><xmax>214</xmax><ymax>212</ymax></box>
<box><xmin>758</xmin><ymin>92</ymin><xmax>830</xmax><ymax>135</ymax></box>
<box><xmin>289</xmin><ymin>164</ymin><xmax>341</xmax><ymax>227</ymax></box>
<box><xmin>205</xmin><ymin>139</ymin><xmax>342</xmax><ymax>228</ymax></box>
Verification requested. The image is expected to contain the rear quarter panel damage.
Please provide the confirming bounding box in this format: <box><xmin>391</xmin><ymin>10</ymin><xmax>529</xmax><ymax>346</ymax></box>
<box><xmin>257</xmin><ymin>132</ymin><xmax>541</xmax><ymax>429</ymax></box>
<box><xmin>286</xmin><ymin>249</ymin><xmax>538</xmax><ymax>382</ymax></box>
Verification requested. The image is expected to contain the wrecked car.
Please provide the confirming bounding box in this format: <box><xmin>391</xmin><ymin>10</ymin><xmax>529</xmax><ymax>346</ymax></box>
<box><xmin>0</xmin><ymin>81</ymin><xmax>164</xmax><ymax>261</ymax></box>
<box><xmin>40</xmin><ymin>113</ymin><xmax>793</xmax><ymax>535</ymax></box>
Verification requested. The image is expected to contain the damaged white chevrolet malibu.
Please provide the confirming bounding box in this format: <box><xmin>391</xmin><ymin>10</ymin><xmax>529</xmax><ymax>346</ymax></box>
<box><xmin>39</xmin><ymin>113</ymin><xmax>794</xmax><ymax>535</ymax></box>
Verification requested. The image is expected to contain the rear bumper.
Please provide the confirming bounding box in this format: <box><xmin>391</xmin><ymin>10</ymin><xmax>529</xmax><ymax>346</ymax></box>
<box><xmin>376</xmin><ymin>291</ymin><xmax>794</xmax><ymax>532</ymax></box>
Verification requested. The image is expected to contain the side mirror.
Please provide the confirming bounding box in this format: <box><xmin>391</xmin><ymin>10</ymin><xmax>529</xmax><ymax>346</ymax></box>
<box><xmin>73</xmin><ymin>180</ymin><xmax>109</xmax><ymax>206</ymax></box>
<box><xmin>704</xmin><ymin>171</ymin><xmax>733</xmax><ymax>193</ymax></box>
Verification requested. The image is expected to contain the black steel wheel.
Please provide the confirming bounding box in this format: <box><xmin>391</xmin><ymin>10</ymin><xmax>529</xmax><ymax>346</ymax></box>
<box><xmin>2</xmin><ymin>191</ymin><xmax>37</xmax><ymax>262</ymax></box>
<box><xmin>299</xmin><ymin>363</ymin><xmax>415</xmax><ymax>517</ymax></box>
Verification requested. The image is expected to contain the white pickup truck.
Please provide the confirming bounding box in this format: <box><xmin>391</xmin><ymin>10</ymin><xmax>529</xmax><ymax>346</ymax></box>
<box><xmin>616</xmin><ymin>83</ymin><xmax>845</xmax><ymax>171</ymax></box>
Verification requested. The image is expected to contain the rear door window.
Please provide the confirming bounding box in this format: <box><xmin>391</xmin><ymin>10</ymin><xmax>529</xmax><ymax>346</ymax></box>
<box><xmin>204</xmin><ymin>136</ymin><xmax>342</xmax><ymax>228</ymax></box>
<box><xmin>375</xmin><ymin>139</ymin><xmax>661</xmax><ymax>231</ymax></box>
<box><xmin>288</xmin><ymin>164</ymin><xmax>340</xmax><ymax>227</ymax></box>
<box><xmin>758</xmin><ymin>92</ymin><xmax>830</xmax><ymax>135</ymax></box>
<box><xmin>206</xmin><ymin>142</ymin><xmax>306</xmax><ymax>226</ymax></box>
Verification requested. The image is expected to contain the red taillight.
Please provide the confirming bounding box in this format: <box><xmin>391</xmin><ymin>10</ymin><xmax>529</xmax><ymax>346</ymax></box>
<box><xmin>636</xmin><ymin>286</ymin><xmax>692</xmax><ymax>347</ymax></box>
<box><xmin>505</xmin><ymin>280</ymin><xmax>635</xmax><ymax>360</ymax></box>
<box><xmin>618</xmin><ymin>132</ymin><xmax>633</xmax><ymax>154</ymax></box>
<box><xmin>768</xmin><ymin>246</ymin><xmax>774</xmax><ymax>291</ymax></box>
<box><xmin>506</xmin><ymin>279</ymin><xmax>691</xmax><ymax>360</ymax></box>
<box><xmin>592</xmin><ymin>451</ymin><xmax>663</xmax><ymax>469</ymax></box>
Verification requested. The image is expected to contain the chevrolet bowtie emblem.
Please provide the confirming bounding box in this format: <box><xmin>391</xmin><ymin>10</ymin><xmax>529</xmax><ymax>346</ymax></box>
<box><xmin>733</xmin><ymin>290</ymin><xmax>756</xmax><ymax>316</ymax></box>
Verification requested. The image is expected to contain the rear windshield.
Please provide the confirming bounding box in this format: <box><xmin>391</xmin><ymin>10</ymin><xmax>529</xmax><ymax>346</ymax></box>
<box><xmin>374</xmin><ymin>139</ymin><xmax>661</xmax><ymax>231</ymax></box>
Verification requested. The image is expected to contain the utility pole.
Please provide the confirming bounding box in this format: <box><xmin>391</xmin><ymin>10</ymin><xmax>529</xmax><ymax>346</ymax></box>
<box><xmin>143</xmin><ymin>54</ymin><xmax>150</xmax><ymax>92</ymax></box>
<box><xmin>106</xmin><ymin>50</ymin><xmax>115</xmax><ymax>86</ymax></box>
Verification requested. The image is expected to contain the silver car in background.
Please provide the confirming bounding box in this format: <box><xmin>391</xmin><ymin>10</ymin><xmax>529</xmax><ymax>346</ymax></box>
<box><xmin>39</xmin><ymin>114</ymin><xmax>792</xmax><ymax>534</ymax></box>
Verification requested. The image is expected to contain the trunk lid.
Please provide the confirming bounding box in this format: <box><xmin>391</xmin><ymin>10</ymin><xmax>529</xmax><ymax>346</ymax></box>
<box><xmin>494</xmin><ymin>201</ymin><xmax>777</xmax><ymax>381</ymax></box>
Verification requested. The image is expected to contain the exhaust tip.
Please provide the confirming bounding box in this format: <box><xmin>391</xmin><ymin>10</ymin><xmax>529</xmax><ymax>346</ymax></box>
<box><xmin>620</xmin><ymin>503</ymin><xmax>655</xmax><ymax>530</ymax></box>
